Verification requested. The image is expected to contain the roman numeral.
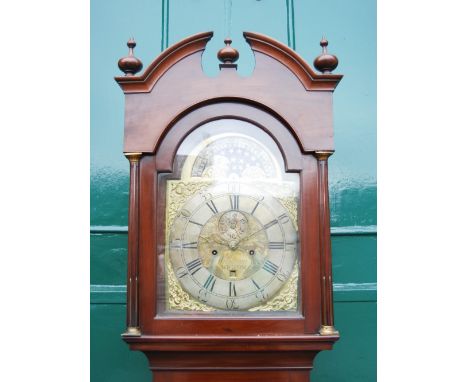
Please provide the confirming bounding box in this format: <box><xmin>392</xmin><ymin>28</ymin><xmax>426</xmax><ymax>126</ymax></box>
<box><xmin>286</xmin><ymin>242</ymin><xmax>296</xmax><ymax>250</ymax></box>
<box><xmin>278</xmin><ymin>213</ymin><xmax>289</xmax><ymax>224</ymax></box>
<box><xmin>175</xmin><ymin>267</ymin><xmax>188</xmax><ymax>278</ymax></box>
<box><xmin>182</xmin><ymin>242</ymin><xmax>198</xmax><ymax>249</ymax></box>
<box><xmin>206</xmin><ymin>200</ymin><xmax>218</xmax><ymax>215</ymax></box>
<box><xmin>268</xmin><ymin>242</ymin><xmax>284</xmax><ymax>250</ymax></box>
<box><xmin>203</xmin><ymin>274</ymin><xmax>216</xmax><ymax>291</ymax></box>
<box><xmin>263</xmin><ymin>219</ymin><xmax>278</xmax><ymax>230</ymax></box>
<box><xmin>189</xmin><ymin>220</ymin><xmax>203</xmax><ymax>227</ymax></box>
<box><xmin>251</xmin><ymin>201</ymin><xmax>260</xmax><ymax>215</ymax></box>
<box><xmin>229</xmin><ymin>194</ymin><xmax>240</xmax><ymax>210</ymax></box>
<box><xmin>228</xmin><ymin>183</ymin><xmax>240</xmax><ymax>193</ymax></box>
<box><xmin>251</xmin><ymin>279</ymin><xmax>261</xmax><ymax>290</ymax></box>
<box><xmin>186</xmin><ymin>258</ymin><xmax>202</xmax><ymax>275</ymax></box>
<box><xmin>229</xmin><ymin>282</ymin><xmax>237</xmax><ymax>297</ymax></box>
<box><xmin>263</xmin><ymin>260</ymin><xmax>279</xmax><ymax>275</ymax></box>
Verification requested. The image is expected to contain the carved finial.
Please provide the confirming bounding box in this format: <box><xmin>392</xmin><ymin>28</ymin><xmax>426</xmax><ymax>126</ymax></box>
<box><xmin>313</xmin><ymin>36</ymin><xmax>339</xmax><ymax>74</ymax></box>
<box><xmin>118</xmin><ymin>38</ymin><xmax>143</xmax><ymax>76</ymax></box>
<box><xmin>217</xmin><ymin>38</ymin><xmax>239</xmax><ymax>64</ymax></box>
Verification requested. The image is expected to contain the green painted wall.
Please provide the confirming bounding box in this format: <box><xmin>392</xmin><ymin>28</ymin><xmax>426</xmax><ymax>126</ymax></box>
<box><xmin>91</xmin><ymin>1</ymin><xmax>376</xmax><ymax>381</ymax></box>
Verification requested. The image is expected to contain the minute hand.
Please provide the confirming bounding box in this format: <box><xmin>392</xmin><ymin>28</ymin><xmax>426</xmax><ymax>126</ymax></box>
<box><xmin>236</xmin><ymin>227</ymin><xmax>265</xmax><ymax>246</ymax></box>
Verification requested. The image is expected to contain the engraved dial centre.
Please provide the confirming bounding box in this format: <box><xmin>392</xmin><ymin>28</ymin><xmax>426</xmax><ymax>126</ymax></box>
<box><xmin>199</xmin><ymin>209</ymin><xmax>268</xmax><ymax>281</ymax></box>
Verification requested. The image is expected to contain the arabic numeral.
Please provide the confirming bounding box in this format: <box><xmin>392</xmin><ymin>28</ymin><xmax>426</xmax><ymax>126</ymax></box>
<box><xmin>276</xmin><ymin>271</ymin><xmax>289</xmax><ymax>282</ymax></box>
<box><xmin>255</xmin><ymin>289</ymin><xmax>269</xmax><ymax>301</ymax></box>
<box><xmin>199</xmin><ymin>190</ymin><xmax>213</xmax><ymax>201</ymax></box>
<box><xmin>198</xmin><ymin>289</ymin><xmax>208</xmax><ymax>303</ymax></box>
<box><xmin>179</xmin><ymin>209</ymin><xmax>191</xmax><ymax>218</ymax></box>
<box><xmin>225</xmin><ymin>298</ymin><xmax>239</xmax><ymax>310</ymax></box>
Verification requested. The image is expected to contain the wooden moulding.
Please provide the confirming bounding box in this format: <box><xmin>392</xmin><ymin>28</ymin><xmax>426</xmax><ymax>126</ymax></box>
<box><xmin>123</xmin><ymin>335</ymin><xmax>338</xmax><ymax>352</ymax></box>
<box><xmin>115</xmin><ymin>32</ymin><xmax>214</xmax><ymax>93</ymax></box>
<box><xmin>116</xmin><ymin>31</ymin><xmax>342</xmax><ymax>154</ymax></box>
<box><xmin>144</xmin><ymin>351</ymin><xmax>322</xmax><ymax>382</ymax></box>
<box><xmin>115</xmin><ymin>31</ymin><xmax>342</xmax><ymax>93</ymax></box>
<box><xmin>243</xmin><ymin>31</ymin><xmax>342</xmax><ymax>91</ymax></box>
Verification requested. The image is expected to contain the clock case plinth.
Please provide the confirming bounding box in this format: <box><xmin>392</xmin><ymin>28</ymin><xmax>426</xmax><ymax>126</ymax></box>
<box><xmin>124</xmin><ymin>334</ymin><xmax>338</xmax><ymax>382</ymax></box>
<box><xmin>116</xmin><ymin>31</ymin><xmax>342</xmax><ymax>381</ymax></box>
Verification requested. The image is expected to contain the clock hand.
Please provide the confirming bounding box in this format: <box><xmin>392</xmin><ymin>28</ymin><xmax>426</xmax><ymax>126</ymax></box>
<box><xmin>199</xmin><ymin>234</ymin><xmax>230</xmax><ymax>248</ymax></box>
<box><xmin>235</xmin><ymin>227</ymin><xmax>264</xmax><ymax>247</ymax></box>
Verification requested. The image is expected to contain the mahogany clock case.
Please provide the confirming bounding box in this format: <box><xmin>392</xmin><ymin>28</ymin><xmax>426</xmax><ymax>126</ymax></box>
<box><xmin>115</xmin><ymin>31</ymin><xmax>342</xmax><ymax>379</ymax></box>
<box><xmin>146</xmin><ymin>102</ymin><xmax>321</xmax><ymax>335</ymax></box>
<box><xmin>158</xmin><ymin>118</ymin><xmax>301</xmax><ymax>314</ymax></box>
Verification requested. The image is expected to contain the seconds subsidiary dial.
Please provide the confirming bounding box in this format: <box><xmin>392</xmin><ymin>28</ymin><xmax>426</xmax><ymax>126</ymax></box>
<box><xmin>169</xmin><ymin>183</ymin><xmax>297</xmax><ymax>311</ymax></box>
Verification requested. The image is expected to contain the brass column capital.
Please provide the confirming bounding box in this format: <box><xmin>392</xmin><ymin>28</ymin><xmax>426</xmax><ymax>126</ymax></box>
<box><xmin>313</xmin><ymin>150</ymin><xmax>334</xmax><ymax>161</ymax></box>
<box><xmin>319</xmin><ymin>325</ymin><xmax>340</xmax><ymax>336</ymax></box>
<box><xmin>124</xmin><ymin>152</ymin><xmax>143</xmax><ymax>163</ymax></box>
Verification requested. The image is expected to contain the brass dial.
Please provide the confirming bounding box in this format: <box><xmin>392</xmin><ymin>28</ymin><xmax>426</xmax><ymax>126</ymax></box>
<box><xmin>168</xmin><ymin>183</ymin><xmax>297</xmax><ymax>311</ymax></box>
<box><xmin>198</xmin><ymin>210</ymin><xmax>268</xmax><ymax>281</ymax></box>
<box><xmin>167</xmin><ymin>130</ymin><xmax>299</xmax><ymax>312</ymax></box>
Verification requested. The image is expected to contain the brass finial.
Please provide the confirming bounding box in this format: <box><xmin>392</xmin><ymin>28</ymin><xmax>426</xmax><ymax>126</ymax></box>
<box><xmin>313</xmin><ymin>36</ymin><xmax>339</xmax><ymax>74</ymax></box>
<box><xmin>118</xmin><ymin>38</ymin><xmax>143</xmax><ymax>76</ymax></box>
<box><xmin>217</xmin><ymin>38</ymin><xmax>239</xmax><ymax>65</ymax></box>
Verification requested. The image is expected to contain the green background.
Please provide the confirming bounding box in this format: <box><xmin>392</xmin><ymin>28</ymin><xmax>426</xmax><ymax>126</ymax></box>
<box><xmin>91</xmin><ymin>0</ymin><xmax>376</xmax><ymax>381</ymax></box>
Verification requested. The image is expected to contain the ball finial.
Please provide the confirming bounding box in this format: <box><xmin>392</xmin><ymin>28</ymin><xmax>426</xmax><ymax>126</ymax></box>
<box><xmin>118</xmin><ymin>38</ymin><xmax>143</xmax><ymax>76</ymax></box>
<box><xmin>313</xmin><ymin>36</ymin><xmax>339</xmax><ymax>74</ymax></box>
<box><xmin>320</xmin><ymin>37</ymin><xmax>329</xmax><ymax>48</ymax></box>
<box><xmin>217</xmin><ymin>38</ymin><xmax>239</xmax><ymax>64</ymax></box>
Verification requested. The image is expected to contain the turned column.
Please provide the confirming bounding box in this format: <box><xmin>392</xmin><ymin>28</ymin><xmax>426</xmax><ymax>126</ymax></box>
<box><xmin>124</xmin><ymin>152</ymin><xmax>143</xmax><ymax>335</ymax></box>
<box><xmin>314</xmin><ymin>151</ymin><xmax>339</xmax><ymax>336</ymax></box>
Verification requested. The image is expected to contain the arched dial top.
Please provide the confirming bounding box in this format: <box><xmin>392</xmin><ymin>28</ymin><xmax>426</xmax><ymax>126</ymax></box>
<box><xmin>181</xmin><ymin>132</ymin><xmax>282</xmax><ymax>181</ymax></box>
<box><xmin>165</xmin><ymin>121</ymin><xmax>300</xmax><ymax>312</ymax></box>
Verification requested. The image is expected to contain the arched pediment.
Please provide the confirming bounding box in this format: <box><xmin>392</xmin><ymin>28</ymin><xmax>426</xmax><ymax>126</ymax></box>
<box><xmin>244</xmin><ymin>32</ymin><xmax>342</xmax><ymax>91</ymax></box>
<box><xmin>115</xmin><ymin>31</ymin><xmax>342</xmax><ymax>93</ymax></box>
<box><xmin>116</xmin><ymin>32</ymin><xmax>342</xmax><ymax>153</ymax></box>
<box><xmin>115</xmin><ymin>32</ymin><xmax>214</xmax><ymax>94</ymax></box>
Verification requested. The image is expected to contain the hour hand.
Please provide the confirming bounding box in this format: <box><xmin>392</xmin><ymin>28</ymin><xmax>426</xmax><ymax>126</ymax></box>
<box><xmin>199</xmin><ymin>234</ymin><xmax>229</xmax><ymax>248</ymax></box>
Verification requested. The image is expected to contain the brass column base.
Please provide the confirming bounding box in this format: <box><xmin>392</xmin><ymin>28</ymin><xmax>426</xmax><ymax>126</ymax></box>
<box><xmin>123</xmin><ymin>327</ymin><xmax>141</xmax><ymax>336</ymax></box>
<box><xmin>319</xmin><ymin>325</ymin><xmax>339</xmax><ymax>336</ymax></box>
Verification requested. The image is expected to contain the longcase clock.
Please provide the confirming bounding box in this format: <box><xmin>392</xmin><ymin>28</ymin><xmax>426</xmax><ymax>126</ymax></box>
<box><xmin>115</xmin><ymin>31</ymin><xmax>342</xmax><ymax>382</ymax></box>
